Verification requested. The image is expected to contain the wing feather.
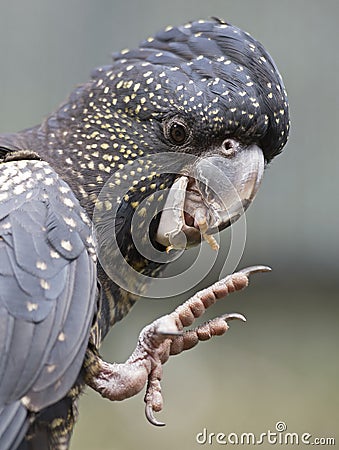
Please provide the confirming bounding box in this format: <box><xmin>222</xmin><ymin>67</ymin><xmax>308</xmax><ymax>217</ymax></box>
<box><xmin>0</xmin><ymin>157</ymin><xmax>98</xmax><ymax>448</ymax></box>
<box><xmin>0</xmin><ymin>402</ymin><xmax>29</xmax><ymax>450</ymax></box>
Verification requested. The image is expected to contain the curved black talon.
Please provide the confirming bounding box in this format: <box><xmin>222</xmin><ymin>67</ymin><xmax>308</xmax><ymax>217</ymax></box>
<box><xmin>145</xmin><ymin>404</ymin><xmax>166</xmax><ymax>427</ymax></box>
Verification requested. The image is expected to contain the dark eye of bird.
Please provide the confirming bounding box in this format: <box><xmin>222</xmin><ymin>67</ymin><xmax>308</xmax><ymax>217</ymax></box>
<box><xmin>167</xmin><ymin>122</ymin><xmax>189</xmax><ymax>145</ymax></box>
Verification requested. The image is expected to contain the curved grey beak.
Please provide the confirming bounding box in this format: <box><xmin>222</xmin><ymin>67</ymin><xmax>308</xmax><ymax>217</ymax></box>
<box><xmin>156</xmin><ymin>144</ymin><xmax>265</xmax><ymax>250</ymax></box>
<box><xmin>193</xmin><ymin>144</ymin><xmax>265</xmax><ymax>231</ymax></box>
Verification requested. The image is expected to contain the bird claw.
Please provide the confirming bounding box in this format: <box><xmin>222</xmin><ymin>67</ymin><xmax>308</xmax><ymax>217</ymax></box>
<box><xmin>238</xmin><ymin>265</ymin><xmax>272</xmax><ymax>276</ymax></box>
<box><xmin>221</xmin><ymin>312</ymin><xmax>247</xmax><ymax>322</ymax></box>
<box><xmin>86</xmin><ymin>266</ymin><xmax>270</xmax><ymax>427</ymax></box>
<box><xmin>145</xmin><ymin>403</ymin><xmax>166</xmax><ymax>427</ymax></box>
<box><xmin>143</xmin><ymin>310</ymin><xmax>248</xmax><ymax>426</ymax></box>
<box><xmin>141</xmin><ymin>266</ymin><xmax>269</xmax><ymax>425</ymax></box>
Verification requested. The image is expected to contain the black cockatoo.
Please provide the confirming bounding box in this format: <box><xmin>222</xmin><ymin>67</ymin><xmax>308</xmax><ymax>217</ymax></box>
<box><xmin>0</xmin><ymin>18</ymin><xmax>289</xmax><ymax>449</ymax></box>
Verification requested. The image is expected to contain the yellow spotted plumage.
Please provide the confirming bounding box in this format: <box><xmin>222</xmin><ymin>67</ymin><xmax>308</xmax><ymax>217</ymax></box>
<box><xmin>0</xmin><ymin>18</ymin><xmax>289</xmax><ymax>450</ymax></box>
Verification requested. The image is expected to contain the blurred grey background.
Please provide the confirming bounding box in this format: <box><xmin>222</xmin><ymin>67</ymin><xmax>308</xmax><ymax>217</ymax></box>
<box><xmin>0</xmin><ymin>0</ymin><xmax>338</xmax><ymax>448</ymax></box>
